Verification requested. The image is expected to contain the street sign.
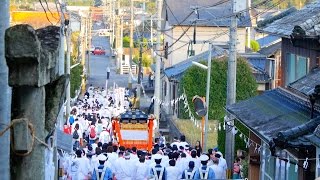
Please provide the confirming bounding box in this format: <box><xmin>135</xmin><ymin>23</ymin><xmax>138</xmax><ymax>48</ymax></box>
<box><xmin>56</xmin><ymin>129</ymin><xmax>73</xmax><ymax>153</ymax></box>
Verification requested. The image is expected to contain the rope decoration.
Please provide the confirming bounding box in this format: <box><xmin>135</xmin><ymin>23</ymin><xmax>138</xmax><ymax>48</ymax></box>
<box><xmin>0</xmin><ymin>118</ymin><xmax>50</xmax><ymax>156</ymax></box>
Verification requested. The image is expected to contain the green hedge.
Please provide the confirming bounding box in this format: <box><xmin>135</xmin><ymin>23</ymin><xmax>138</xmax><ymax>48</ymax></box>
<box><xmin>179</xmin><ymin>57</ymin><xmax>257</xmax><ymax>154</ymax></box>
<box><xmin>70</xmin><ymin>64</ymin><xmax>83</xmax><ymax>98</ymax></box>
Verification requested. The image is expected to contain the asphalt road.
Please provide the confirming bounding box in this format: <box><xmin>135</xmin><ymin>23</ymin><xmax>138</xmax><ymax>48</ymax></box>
<box><xmin>87</xmin><ymin>24</ymin><xmax>130</xmax><ymax>89</ymax></box>
<box><xmin>87</xmin><ymin>22</ymin><xmax>153</xmax><ymax>111</ymax></box>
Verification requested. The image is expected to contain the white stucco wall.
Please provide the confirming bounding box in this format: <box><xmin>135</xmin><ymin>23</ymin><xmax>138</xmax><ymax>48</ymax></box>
<box><xmin>164</xmin><ymin>26</ymin><xmax>247</xmax><ymax>67</ymax></box>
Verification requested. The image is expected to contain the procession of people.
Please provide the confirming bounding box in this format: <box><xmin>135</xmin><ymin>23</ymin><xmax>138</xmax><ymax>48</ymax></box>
<box><xmin>61</xmin><ymin>84</ymin><xmax>245</xmax><ymax>180</ymax></box>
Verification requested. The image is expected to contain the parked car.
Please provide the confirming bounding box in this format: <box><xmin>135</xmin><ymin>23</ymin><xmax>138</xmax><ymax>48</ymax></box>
<box><xmin>93</xmin><ymin>46</ymin><xmax>106</xmax><ymax>55</ymax></box>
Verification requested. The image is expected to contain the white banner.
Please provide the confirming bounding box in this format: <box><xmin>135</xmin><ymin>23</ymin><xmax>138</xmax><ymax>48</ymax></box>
<box><xmin>120</xmin><ymin>130</ymin><xmax>149</xmax><ymax>140</ymax></box>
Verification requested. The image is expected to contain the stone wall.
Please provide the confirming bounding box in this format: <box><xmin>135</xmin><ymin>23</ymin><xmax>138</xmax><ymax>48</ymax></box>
<box><xmin>6</xmin><ymin>24</ymin><xmax>67</xmax><ymax>180</ymax></box>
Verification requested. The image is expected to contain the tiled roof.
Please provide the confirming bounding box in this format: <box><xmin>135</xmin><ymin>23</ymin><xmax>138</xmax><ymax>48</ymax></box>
<box><xmin>288</xmin><ymin>68</ymin><xmax>320</xmax><ymax>96</ymax></box>
<box><xmin>257</xmin><ymin>2</ymin><xmax>320</xmax><ymax>37</ymax></box>
<box><xmin>251</xmin><ymin>67</ymin><xmax>270</xmax><ymax>83</ymax></box>
<box><xmin>227</xmin><ymin>87</ymin><xmax>320</xmax><ymax>147</ymax></box>
<box><xmin>164</xmin><ymin>0</ymin><xmax>251</xmax><ymax>27</ymax></box>
<box><xmin>256</xmin><ymin>35</ymin><xmax>281</xmax><ymax>48</ymax></box>
<box><xmin>258</xmin><ymin>41</ymin><xmax>281</xmax><ymax>57</ymax></box>
<box><xmin>241</xmin><ymin>54</ymin><xmax>271</xmax><ymax>83</ymax></box>
<box><xmin>164</xmin><ymin>46</ymin><xmax>227</xmax><ymax>78</ymax></box>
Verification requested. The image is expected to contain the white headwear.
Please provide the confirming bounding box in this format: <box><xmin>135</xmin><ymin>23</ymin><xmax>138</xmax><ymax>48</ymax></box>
<box><xmin>153</xmin><ymin>154</ymin><xmax>162</xmax><ymax>160</ymax></box>
<box><xmin>97</xmin><ymin>154</ymin><xmax>107</xmax><ymax>161</ymax></box>
<box><xmin>199</xmin><ymin>154</ymin><xmax>209</xmax><ymax>161</ymax></box>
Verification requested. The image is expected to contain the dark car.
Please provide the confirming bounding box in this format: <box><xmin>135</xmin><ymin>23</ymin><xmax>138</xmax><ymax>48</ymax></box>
<box><xmin>93</xmin><ymin>46</ymin><xmax>106</xmax><ymax>55</ymax></box>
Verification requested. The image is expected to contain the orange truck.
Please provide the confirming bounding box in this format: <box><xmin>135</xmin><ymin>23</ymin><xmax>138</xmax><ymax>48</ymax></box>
<box><xmin>112</xmin><ymin>109</ymin><xmax>154</xmax><ymax>151</ymax></box>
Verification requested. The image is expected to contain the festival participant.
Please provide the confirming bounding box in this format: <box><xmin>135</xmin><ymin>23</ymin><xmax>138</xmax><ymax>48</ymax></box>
<box><xmin>92</xmin><ymin>154</ymin><xmax>113</xmax><ymax>180</ymax></box>
<box><xmin>149</xmin><ymin>154</ymin><xmax>167</xmax><ymax>180</ymax></box>
<box><xmin>194</xmin><ymin>154</ymin><xmax>216</xmax><ymax>180</ymax></box>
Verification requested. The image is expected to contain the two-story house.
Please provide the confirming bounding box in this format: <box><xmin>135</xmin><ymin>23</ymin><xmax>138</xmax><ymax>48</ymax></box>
<box><xmin>256</xmin><ymin>3</ymin><xmax>320</xmax><ymax>86</ymax></box>
<box><xmin>227</xmin><ymin>2</ymin><xmax>320</xmax><ymax>179</ymax></box>
<box><xmin>161</xmin><ymin>0</ymin><xmax>251</xmax><ymax>67</ymax></box>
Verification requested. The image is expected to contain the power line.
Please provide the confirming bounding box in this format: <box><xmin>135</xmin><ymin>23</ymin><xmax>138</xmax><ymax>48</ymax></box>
<box><xmin>160</xmin><ymin>11</ymin><xmax>194</xmax><ymax>32</ymax></box>
<box><xmin>156</xmin><ymin>0</ymin><xmax>286</xmax><ymax>58</ymax></box>
<box><xmin>164</xmin><ymin>0</ymin><xmax>192</xmax><ymax>40</ymax></box>
<box><xmin>38</xmin><ymin>0</ymin><xmax>54</xmax><ymax>25</ymax></box>
<box><xmin>44</xmin><ymin>0</ymin><xmax>59</xmax><ymax>20</ymax></box>
<box><xmin>195</xmin><ymin>0</ymin><xmax>230</xmax><ymax>10</ymax></box>
<box><xmin>205</xmin><ymin>0</ymin><xmax>287</xmax><ymax>43</ymax></box>
<box><xmin>54</xmin><ymin>0</ymin><xmax>61</xmax><ymax>21</ymax></box>
<box><xmin>156</xmin><ymin>0</ymin><xmax>275</xmax><ymax>54</ymax></box>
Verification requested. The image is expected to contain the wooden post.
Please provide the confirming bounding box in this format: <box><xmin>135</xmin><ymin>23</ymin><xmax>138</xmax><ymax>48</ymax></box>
<box><xmin>201</xmin><ymin>116</ymin><xmax>205</xmax><ymax>148</ymax></box>
<box><xmin>201</xmin><ymin>97</ymin><xmax>206</xmax><ymax>148</ymax></box>
<box><xmin>148</xmin><ymin>118</ymin><xmax>154</xmax><ymax>152</ymax></box>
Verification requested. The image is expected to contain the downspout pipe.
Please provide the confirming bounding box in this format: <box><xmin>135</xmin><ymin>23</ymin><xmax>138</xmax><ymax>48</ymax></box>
<box><xmin>0</xmin><ymin>0</ymin><xmax>11</xmax><ymax>179</ymax></box>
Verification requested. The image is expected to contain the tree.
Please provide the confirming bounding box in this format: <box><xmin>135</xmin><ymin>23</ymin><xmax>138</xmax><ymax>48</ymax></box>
<box><xmin>133</xmin><ymin>52</ymin><xmax>153</xmax><ymax>67</ymax></box>
<box><xmin>70</xmin><ymin>31</ymin><xmax>82</xmax><ymax>98</ymax></box>
<box><xmin>120</xmin><ymin>0</ymin><xmax>130</xmax><ymax>6</ymax></box>
<box><xmin>180</xmin><ymin>57</ymin><xmax>257</xmax><ymax>153</ymax></box>
<box><xmin>71</xmin><ymin>31</ymin><xmax>80</xmax><ymax>63</ymax></box>
<box><xmin>123</xmin><ymin>36</ymin><xmax>130</xmax><ymax>48</ymax></box>
<box><xmin>147</xmin><ymin>1</ymin><xmax>156</xmax><ymax>14</ymax></box>
<box><xmin>250</xmin><ymin>40</ymin><xmax>260</xmax><ymax>52</ymax></box>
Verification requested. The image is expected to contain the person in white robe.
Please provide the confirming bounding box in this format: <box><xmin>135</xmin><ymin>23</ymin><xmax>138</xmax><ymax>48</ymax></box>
<box><xmin>68</xmin><ymin>149</ymin><xmax>92</xmax><ymax>180</ymax></box>
<box><xmin>166</xmin><ymin>159</ymin><xmax>180</xmax><ymax>180</ymax></box>
<box><xmin>134</xmin><ymin>155</ymin><xmax>149</xmax><ymax>180</ymax></box>
<box><xmin>114</xmin><ymin>152</ymin><xmax>135</xmax><ymax>180</ymax></box>
<box><xmin>209</xmin><ymin>157</ymin><xmax>225</xmax><ymax>180</ymax></box>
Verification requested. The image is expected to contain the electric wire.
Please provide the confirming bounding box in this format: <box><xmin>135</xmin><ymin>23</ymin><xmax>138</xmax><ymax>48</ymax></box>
<box><xmin>164</xmin><ymin>0</ymin><xmax>192</xmax><ymax>41</ymax></box>
<box><xmin>44</xmin><ymin>0</ymin><xmax>59</xmax><ymax>20</ymax></box>
<box><xmin>38</xmin><ymin>0</ymin><xmax>54</xmax><ymax>25</ymax></box>
<box><xmin>155</xmin><ymin>0</ymin><xmax>275</xmax><ymax>55</ymax></box>
<box><xmin>156</xmin><ymin>0</ymin><xmax>287</xmax><ymax>58</ymax></box>
<box><xmin>205</xmin><ymin>0</ymin><xmax>286</xmax><ymax>43</ymax></box>
<box><xmin>54</xmin><ymin>0</ymin><xmax>61</xmax><ymax>21</ymax></box>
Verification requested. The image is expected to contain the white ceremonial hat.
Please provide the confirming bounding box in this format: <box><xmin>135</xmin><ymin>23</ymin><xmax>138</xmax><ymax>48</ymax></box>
<box><xmin>124</xmin><ymin>152</ymin><xmax>130</xmax><ymax>159</ymax></box>
<box><xmin>153</xmin><ymin>154</ymin><xmax>162</xmax><ymax>160</ymax></box>
<box><xmin>97</xmin><ymin>154</ymin><xmax>107</xmax><ymax>161</ymax></box>
<box><xmin>199</xmin><ymin>154</ymin><xmax>209</xmax><ymax>161</ymax></box>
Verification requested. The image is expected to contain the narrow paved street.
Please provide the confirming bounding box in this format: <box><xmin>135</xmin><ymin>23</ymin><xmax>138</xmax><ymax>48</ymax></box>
<box><xmin>88</xmin><ymin>34</ymin><xmax>130</xmax><ymax>88</ymax></box>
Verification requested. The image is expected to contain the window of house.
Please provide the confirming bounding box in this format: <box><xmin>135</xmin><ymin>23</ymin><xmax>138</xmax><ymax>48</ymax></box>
<box><xmin>262</xmin><ymin>147</ymin><xmax>298</xmax><ymax>180</ymax></box>
<box><xmin>263</xmin><ymin>147</ymin><xmax>276</xmax><ymax>179</ymax></box>
<box><xmin>286</xmin><ymin>53</ymin><xmax>309</xmax><ymax>84</ymax></box>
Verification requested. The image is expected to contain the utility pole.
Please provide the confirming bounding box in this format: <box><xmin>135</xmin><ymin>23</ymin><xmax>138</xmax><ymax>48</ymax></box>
<box><xmin>0</xmin><ymin>1</ymin><xmax>11</xmax><ymax>179</ymax></box>
<box><xmin>136</xmin><ymin>1</ymin><xmax>146</xmax><ymax>109</ymax></box>
<box><xmin>138</xmin><ymin>36</ymin><xmax>143</xmax><ymax>84</ymax></box>
<box><xmin>154</xmin><ymin>0</ymin><xmax>162</xmax><ymax>131</ymax></box>
<box><xmin>81</xmin><ymin>15</ymin><xmax>87</xmax><ymax>67</ymax></box>
<box><xmin>110</xmin><ymin>0</ymin><xmax>115</xmax><ymax>47</ymax></box>
<box><xmin>225</xmin><ymin>0</ymin><xmax>238</xmax><ymax>176</ymax></box>
<box><xmin>66</xmin><ymin>12</ymin><xmax>71</xmax><ymax>124</ymax></box>
<box><xmin>87</xmin><ymin>9</ymin><xmax>92</xmax><ymax>77</ymax></box>
<box><xmin>203</xmin><ymin>43</ymin><xmax>212</xmax><ymax>152</ymax></box>
<box><xmin>128</xmin><ymin>0</ymin><xmax>134</xmax><ymax>88</ymax></box>
<box><xmin>150</xmin><ymin>15</ymin><xmax>153</xmax><ymax>48</ymax></box>
<box><xmin>115</xmin><ymin>0</ymin><xmax>121</xmax><ymax>70</ymax></box>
